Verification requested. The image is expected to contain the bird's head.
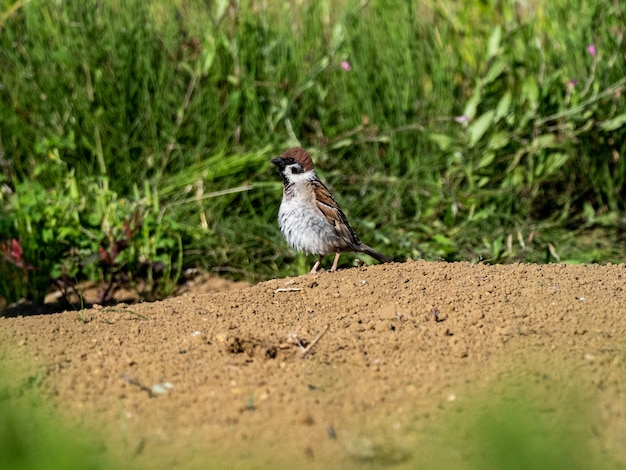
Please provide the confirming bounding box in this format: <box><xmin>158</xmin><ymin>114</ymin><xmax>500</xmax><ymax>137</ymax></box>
<box><xmin>271</xmin><ymin>147</ymin><xmax>315</xmax><ymax>182</ymax></box>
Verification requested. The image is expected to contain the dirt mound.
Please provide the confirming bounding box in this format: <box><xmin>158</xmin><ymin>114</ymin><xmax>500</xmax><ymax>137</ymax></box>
<box><xmin>1</xmin><ymin>260</ymin><xmax>625</xmax><ymax>468</ymax></box>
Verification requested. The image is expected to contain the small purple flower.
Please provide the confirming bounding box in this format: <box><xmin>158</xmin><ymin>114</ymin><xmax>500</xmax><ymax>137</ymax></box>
<box><xmin>340</xmin><ymin>61</ymin><xmax>351</xmax><ymax>71</ymax></box>
<box><xmin>454</xmin><ymin>114</ymin><xmax>468</xmax><ymax>123</ymax></box>
<box><xmin>587</xmin><ymin>44</ymin><xmax>596</xmax><ymax>57</ymax></box>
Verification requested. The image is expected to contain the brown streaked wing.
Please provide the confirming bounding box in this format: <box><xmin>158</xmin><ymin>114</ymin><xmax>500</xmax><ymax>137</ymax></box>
<box><xmin>312</xmin><ymin>178</ymin><xmax>360</xmax><ymax>247</ymax></box>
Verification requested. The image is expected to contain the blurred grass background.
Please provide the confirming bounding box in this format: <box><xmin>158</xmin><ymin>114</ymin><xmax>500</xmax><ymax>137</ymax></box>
<box><xmin>1</xmin><ymin>0</ymin><xmax>625</xmax><ymax>304</ymax></box>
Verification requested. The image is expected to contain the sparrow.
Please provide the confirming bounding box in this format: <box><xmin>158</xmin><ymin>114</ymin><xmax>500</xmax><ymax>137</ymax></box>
<box><xmin>271</xmin><ymin>147</ymin><xmax>392</xmax><ymax>273</ymax></box>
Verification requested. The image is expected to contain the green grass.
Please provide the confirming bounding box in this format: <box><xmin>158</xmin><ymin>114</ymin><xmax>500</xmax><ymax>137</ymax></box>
<box><xmin>1</xmin><ymin>0</ymin><xmax>625</xmax><ymax>303</ymax></box>
<box><xmin>0</xmin><ymin>408</ymin><xmax>109</xmax><ymax>470</ymax></box>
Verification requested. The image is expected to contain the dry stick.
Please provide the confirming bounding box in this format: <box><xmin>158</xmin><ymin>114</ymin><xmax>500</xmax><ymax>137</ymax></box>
<box><xmin>301</xmin><ymin>324</ymin><xmax>330</xmax><ymax>359</ymax></box>
<box><xmin>103</xmin><ymin>307</ymin><xmax>148</xmax><ymax>320</ymax></box>
<box><xmin>122</xmin><ymin>374</ymin><xmax>154</xmax><ymax>398</ymax></box>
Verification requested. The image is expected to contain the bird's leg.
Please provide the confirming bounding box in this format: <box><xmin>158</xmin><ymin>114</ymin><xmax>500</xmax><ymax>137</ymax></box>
<box><xmin>330</xmin><ymin>252</ymin><xmax>341</xmax><ymax>272</ymax></box>
<box><xmin>310</xmin><ymin>255</ymin><xmax>324</xmax><ymax>274</ymax></box>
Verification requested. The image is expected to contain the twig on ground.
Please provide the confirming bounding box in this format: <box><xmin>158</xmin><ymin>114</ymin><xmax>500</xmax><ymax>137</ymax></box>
<box><xmin>122</xmin><ymin>373</ymin><xmax>154</xmax><ymax>398</ymax></box>
<box><xmin>301</xmin><ymin>324</ymin><xmax>330</xmax><ymax>359</ymax></box>
<box><xmin>103</xmin><ymin>307</ymin><xmax>148</xmax><ymax>320</ymax></box>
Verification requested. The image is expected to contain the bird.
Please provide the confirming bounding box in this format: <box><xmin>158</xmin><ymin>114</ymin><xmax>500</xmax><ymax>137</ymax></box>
<box><xmin>271</xmin><ymin>147</ymin><xmax>392</xmax><ymax>273</ymax></box>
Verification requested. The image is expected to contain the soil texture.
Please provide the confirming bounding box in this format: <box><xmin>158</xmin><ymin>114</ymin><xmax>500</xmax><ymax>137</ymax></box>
<box><xmin>1</xmin><ymin>260</ymin><xmax>625</xmax><ymax>469</ymax></box>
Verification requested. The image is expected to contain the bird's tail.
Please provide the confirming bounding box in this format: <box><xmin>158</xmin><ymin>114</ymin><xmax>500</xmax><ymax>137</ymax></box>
<box><xmin>358</xmin><ymin>244</ymin><xmax>393</xmax><ymax>264</ymax></box>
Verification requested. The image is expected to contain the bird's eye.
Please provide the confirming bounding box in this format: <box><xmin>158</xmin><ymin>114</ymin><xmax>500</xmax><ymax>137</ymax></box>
<box><xmin>287</xmin><ymin>158</ymin><xmax>295</xmax><ymax>164</ymax></box>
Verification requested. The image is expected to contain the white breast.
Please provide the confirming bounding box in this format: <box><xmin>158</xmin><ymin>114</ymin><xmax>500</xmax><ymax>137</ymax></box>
<box><xmin>278</xmin><ymin>181</ymin><xmax>340</xmax><ymax>256</ymax></box>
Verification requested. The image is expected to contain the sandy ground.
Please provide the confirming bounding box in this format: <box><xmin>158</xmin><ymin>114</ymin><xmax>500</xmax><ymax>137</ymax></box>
<box><xmin>1</xmin><ymin>260</ymin><xmax>626</xmax><ymax>469</ymax></box>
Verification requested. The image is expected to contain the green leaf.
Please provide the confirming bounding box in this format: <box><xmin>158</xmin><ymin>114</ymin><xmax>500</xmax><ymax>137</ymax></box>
<box><xmin>213</xmin><ymin>0</ymin><xmax>228</xmax><ymax>24</ymax></box>
<box><xmin>329</xmin><ymin>139</ymin><xmax>353</xmax><ymax>150</ymax></box>
<box><xmin>599</xmin><ymin>113</ymin><xmax>626</xmax><ymax>131</ymax></box>
<box><xmin>58</xmin><ymin>227</ymin><xmax>80</xmax><ymax>241</ymax></box>
<box><xmin>331</xmin><ymin>23</ymin><xmax>345</xmax><ymax>52</ymax></box>
<box><xmin>463</xmin><ymin>91</ymin><xmax>481</xmax><ymax>120</ymax></box>
<box><xmin>482</xmin><ymin>58</ymin><xmax>507</xmax><ymax>87</ymax></box>
<box><xmin>487</xmin><ymin>26</ymin><xmax>502</xmax><ymax>60</ymax></box>
<box><xmin>478</xmin><ymin>176</ymin><xmax>490</xmax><ymax>188</ymax></box>
<box><xmin>467</xmin><ymin>110</ymin><xmax>495</xmax><ymax>148</ymax></box>
<box><xmin>510</xmin><ymin>167</ymin><xmax>525</xmax><ymax>187</ymax></box>
<box><xmin>42</xmin><ymin>228</ymin><xmax>53</xmax><ymax>243</ymax></box>
<box><xmin>432</xmin><ymin>233</ymin><xmax>456</xmax><ymax>249</ymax></box>
<box><xmin>491</xmin><ymin>235</ymin><xmax>503</xmax><ymax>260</ymax></box>
<box><xmin>494</xmin><ymin>92</ymin><xmax>512</xmax><ymax>122</ymax></box>
<box><xmin>522</xmin><ymin>76</ymin><xmax>539</xmax><ymax>109</ymax></box>
<box><xmin>429</xmin><ymin>134</ymin><xmax>453</xmax><ymax>151</ymax></box>
<box><xmin>228</xmin><ymin>90</ymin><xmax>241</xmax><ymax>105</ymax></box>
<box><xmin>487</xmin><ymin>132</ymin><xmax>510</xmax><ymax>151</ymax></box>
<box><xmin>545</xmin><ymin>152</ymin><xmax>569</xmax><ymax>175</ymax></box>
<box><xmin>201</xmin><ymin>35</ymin><xmax>216</xmax><ymax>74</ymax></box>
<box><xmin>50</xmin><ymin>263</ymin><xmax>63</xmax><ymax>279</ymax></box>
<box><xmin>532</xmin><ymin>134</ymin><xmax>557</xmax><ymax>149</ymax></box>
<box><xmin>476</xmin><ymin>151</ymin><xmax>496</xmax><ymax>169</ymax></box>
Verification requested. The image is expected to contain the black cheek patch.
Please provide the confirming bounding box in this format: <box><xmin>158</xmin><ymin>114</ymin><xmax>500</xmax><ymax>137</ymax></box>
<box><xmin>290</xmin><ymin>164</ymin><xmax>304</xmax><ymax>175</ymax></box>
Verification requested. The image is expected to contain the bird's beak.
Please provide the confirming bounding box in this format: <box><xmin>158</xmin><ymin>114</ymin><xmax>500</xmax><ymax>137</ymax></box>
<box><xmin>271</xmin><ymin>158</ymin><xmax>284</xmax><ymax>169</ymax></box>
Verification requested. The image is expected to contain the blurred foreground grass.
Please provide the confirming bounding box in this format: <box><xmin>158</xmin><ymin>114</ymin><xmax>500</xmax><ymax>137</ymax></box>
<box><xmin>1</xmin><ymin>364</ymin><xmax>621</xmax><ymax>470</ymax></box>
<box><xmin>1</xmin><ymin>0</ymin><xmax>625</xmax><ymax>304</ymax></box>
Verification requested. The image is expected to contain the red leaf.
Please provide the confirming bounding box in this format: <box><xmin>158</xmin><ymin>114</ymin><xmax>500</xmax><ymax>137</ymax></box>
<box><xmin>99</xmin><ymin>245</ymin><xmax>112</xmax><ymax>264</ymax></box>
<box><xmin>10</xmin><ymin>239</ymin><xmax>23</xmax><ymax>263</ymax></box>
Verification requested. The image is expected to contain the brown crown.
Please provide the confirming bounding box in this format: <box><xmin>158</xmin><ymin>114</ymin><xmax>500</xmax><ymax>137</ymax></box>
<box><xmin>279</xmin><ymin>147</ymin><xmax>315</xmax><ymax>172</ymax></box>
